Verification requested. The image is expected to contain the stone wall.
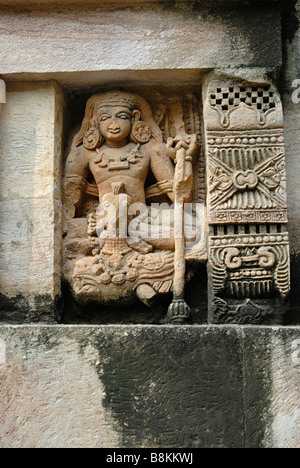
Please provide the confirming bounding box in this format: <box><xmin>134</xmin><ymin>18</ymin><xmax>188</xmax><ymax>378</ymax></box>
<box><xmin>0</xmin><ymin>82</ymin><xmax>64</xmax><ymax>322</ymax></box>
<box><xmin>0</xmin><ymin>0</ymin><xmax>299</xmax><ymax>448</ymax></box>
<box><xmin>0</xmin><ymin>2</ymin><xmax>282</xmax><ymax>78</ymax></box>
<box><xmin>281</xmin><ymin>0</ymin><xmax>300</xmax><ymax>321</ymax></box>
<box><xmin>0</xmin><ymin>325</ymin><xmax>299</xmax><ymax>448</ymax></box>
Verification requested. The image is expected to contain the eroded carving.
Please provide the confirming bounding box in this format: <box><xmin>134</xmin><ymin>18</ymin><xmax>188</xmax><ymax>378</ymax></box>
<box><xmin>63</xmin><ymin>90</ymin><xmax>203</xmax><ymax>322</ymax></box>
<box><xmin>207</xmin><ymin>130</ymin><xmax>287</xmax><ymax>224</ymax></box>
<box><xmin>212</xmin><ymin>297</ymin><xmax>273</xmax><ymax>324</ymax></box>
<box><xmin>209</xmin><ymin>85</ymin><xmax>277</xmax><ymax>127</ymax></box>
<box><xmin>205</xmin><ymin>79</ymin><xmax>290</xmax><ymax>324</ymax></box>
<box><xmin>209</xmin><ymin>232</ymin><xmax>290</xmax><ymax>300</ymax></box>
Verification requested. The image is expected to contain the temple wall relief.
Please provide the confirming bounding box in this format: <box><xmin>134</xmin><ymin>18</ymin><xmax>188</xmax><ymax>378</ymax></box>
<box><xmin>0</xmin><ymin>78</ymin><xmax>291</xmax><ymax>325</ymax></box>
<box><xmin>62</xmin><ymin>88</ymin><xmax>206</xmax><ymax>324</ymax></box>
<box><xmin>203</xmin><ymin>76</ymin><xmax>290</xmax><ymax>324</ymax></box>
<box><xmin>0</xmin><ymin>0</ymin><xmax>298</xmax><ymax>449</ymax></box>
<box><xmin>0</xmin><ymin>77</ymin><xmax>291</xmax><ymax>325</ymax></box>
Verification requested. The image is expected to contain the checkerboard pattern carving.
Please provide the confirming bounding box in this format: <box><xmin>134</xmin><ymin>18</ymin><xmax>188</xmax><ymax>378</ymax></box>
<box><xmin>209</xmin><ymin>85</ymin><xmax>277</xmax><ymax>126</ymax></box>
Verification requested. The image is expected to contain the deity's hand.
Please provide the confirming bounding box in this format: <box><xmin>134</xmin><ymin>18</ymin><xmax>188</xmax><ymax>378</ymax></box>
<box><xmin>87</xmin><ymin>212</ymin><xmax>98</xmax><ymax>237</ymax></box>
<box><xmin>64</xmin><ymin>175</ymin><xmax>87</xmax><ymax>218</ymax></box>
<box><xmin>166</xmin><ymin>138</ymin><xmax>176</xmax><ymax>160</ymax></box>
<box><xmin>167</xmin><ymin>134</ymin><xmax>198</xmax><ymax>163</ymax></box>
<box><xmin>167</xmin><ymin>134</ymin><xmax>198</xmax><ymax>202</ymax></box>
<box><xmin>127</xmin><ymin>237</ymin><xmax>154</xmax><ymax>254</ymax></box>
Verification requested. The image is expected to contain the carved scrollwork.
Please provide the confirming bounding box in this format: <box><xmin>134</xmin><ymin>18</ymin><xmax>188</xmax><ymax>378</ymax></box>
<box><xmin>273</xmin><ymin>244</ymin><xmax>290</xmax><ymax>300</ymax></box>
<box><xmin>256</xmin><ymin>246</ymin><xmax>276</xmax><ymax>269</ymax></box>
<box><xmin>223</xmin><ymin>247</ymin><xmax>242</xmax><ymax>269</ymax></box>
<box><xmin>209</xmin><ymin>233</ymin><xmax>290</xmax><ymax>302</ymax></box>
<box><xmin>207</xmin><ymin>140</ymin><xmax>287</xmax><ymax>217</ymax></box>
<box><xmin>213</xmin><ymin>297</ymin><xmax>273</xmax><ymax>324</ymax></box>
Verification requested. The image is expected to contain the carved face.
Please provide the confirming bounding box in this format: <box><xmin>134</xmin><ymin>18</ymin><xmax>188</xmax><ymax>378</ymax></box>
<box><xmin>97</xmin><ymin>105</ymin><xmax>133</xmax><ymax>143</ymax></box>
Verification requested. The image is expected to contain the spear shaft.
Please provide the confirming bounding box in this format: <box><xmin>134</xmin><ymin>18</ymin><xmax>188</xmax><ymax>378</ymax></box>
<box><xmin>167</xmin><ymin>144</ymin><xmax>193</xmax><ymax>324</ymax></box>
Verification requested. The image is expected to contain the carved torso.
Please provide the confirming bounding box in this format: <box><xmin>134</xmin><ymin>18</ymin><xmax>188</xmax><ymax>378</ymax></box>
<box><xmin>89</xmin><ymin>142</ymin><xmax>151</xmax><ymax>204</ymax></box>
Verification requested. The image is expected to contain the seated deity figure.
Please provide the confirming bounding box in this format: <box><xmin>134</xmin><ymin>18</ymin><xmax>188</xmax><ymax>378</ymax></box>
<box><xmin>63</xmin><ymin>90</ymin><xmax>198</xmax><ymax>322</ymax></box>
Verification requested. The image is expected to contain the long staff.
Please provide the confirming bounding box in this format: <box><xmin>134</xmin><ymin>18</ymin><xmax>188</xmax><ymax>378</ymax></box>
<box><xmin>167</xmin><ymin>138</ymin><xmax>193</xmax><ymax>324</ymax></box>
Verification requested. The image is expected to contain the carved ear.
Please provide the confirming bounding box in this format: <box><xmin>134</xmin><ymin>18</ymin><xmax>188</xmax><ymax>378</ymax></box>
<box><xmin>130</xmin><ymin>108</ymin><xmax>152</xmax><ymax>143</ymax></box>
<box><xmin>130</xmin><ymin>121</ymin><xmax>152</xmax><ymax>144</ymax></box>
<box><xmin>132</xmin><ymin>109</ymin><xmax>141</xmax><ymax>123</ymax></box>
<box><xmin>83</xmin><ymin>127</ymin><xmax>103</xmax><ymax>150</ymax></box>
<box><xmin>74</xmin><ymin>95</ymin><xmax>100</xmax><ymax>147</ymax></box>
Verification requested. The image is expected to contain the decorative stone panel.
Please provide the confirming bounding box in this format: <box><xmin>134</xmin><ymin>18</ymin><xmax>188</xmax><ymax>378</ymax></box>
<box><xmin>203</xmin><ymin>77</ymin><xmax>290</xmax><ymax>324</ymax></box>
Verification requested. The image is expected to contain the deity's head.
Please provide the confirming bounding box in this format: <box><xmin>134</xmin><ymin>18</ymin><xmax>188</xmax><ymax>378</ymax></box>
<box><xmin>74</xmin><ymin>91</ymin><xmax>163</xmax><ymax>150</ymax></box>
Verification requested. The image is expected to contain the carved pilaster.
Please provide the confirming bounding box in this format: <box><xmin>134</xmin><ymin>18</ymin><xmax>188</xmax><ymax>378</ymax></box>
<box><xmin>203</xmin><ymin>77</ymin><xmax>290</xmax><ymax>324</ymax></box>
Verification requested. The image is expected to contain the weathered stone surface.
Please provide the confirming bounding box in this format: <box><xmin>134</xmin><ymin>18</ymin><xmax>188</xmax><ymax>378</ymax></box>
<box><xmin>263</xmin><ymin>328</ymin><xmax>300</xmax><ymax>448</ymax></box>
<box><xmin>242</xmin><ymin>327</ymin><xmax>273</xmax><ymax>448</ymax></box>
<box><xmin>0</xmin><ymin>3</ymin><xmax>282</xmax><ymax>82</ymax></box>
<box><xmin>280</xmin><ymin>0</ymin><xmax>300</xmax><ymax>321</ymax></box>
<box><xmin>242</xmin><ymin>326</ymin><xmax>300</xmax><ymax>448</ymax></box>
<box><xmin>0</xmin><ymin>324</ymin><xmax>299</xmax><ymax>448</ymax></box>
<box><xmin>0</xmin><ymin>80</ymin><xmax>5</xmax><ymax>116</ymax></box>
<box><xmin>0</xmin><ymin>325</ymin><xmax>244</xmax><ymax>448</ymax></box>
<box><xmin>281</xmin><ymin>0</ymin><xmax>300</xmax><ymax>254</ymax></box>
<box><xmin>0</xmin><ymin>81</ymin><xmax>5</xmax><ymax>101</ymax></box>
<box><xmin>0</xmin><ymin>82</ymin><xmax>64</xmax><ymax>321</ymax></box>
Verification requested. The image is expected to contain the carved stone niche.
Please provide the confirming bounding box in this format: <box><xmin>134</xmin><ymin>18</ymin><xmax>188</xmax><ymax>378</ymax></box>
<box><xmin>203</xmin><ymin>78</ymin><xmax>290</xmax><ymax>324</ymax></box>
<box><xmin>62</xmin><ymin>88</ymin><xmax>206</xmax><ymax>323</ymax></box>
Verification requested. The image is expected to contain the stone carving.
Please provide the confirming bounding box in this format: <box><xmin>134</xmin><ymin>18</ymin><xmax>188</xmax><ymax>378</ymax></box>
<box><xmin>204</xmin><ymin>79</ymin><xmax>290</xmax><ymax>324</ymax></box>
<box><xmin>63</xmin><ymin>90</ymin><xmax>202</xmax><ymax>323</ymax></box>
<box><xmin>209</xmin><ymin>85</ymin><xmax>277</xmax><ymax>127</ymax></box>
<box><xmin>207</xmin><ymin>130</ymin><xmax>287</xmax><ymax>224</ymax></box>
<box><xmin>212</xmin><ymin>297</ymin><xmax>273</xmax><ymax>325</ymax></box>
<box><xmin>209</xmin><ymin>231</ymin><xmax>290</xmax><ymax>298</ymax></box>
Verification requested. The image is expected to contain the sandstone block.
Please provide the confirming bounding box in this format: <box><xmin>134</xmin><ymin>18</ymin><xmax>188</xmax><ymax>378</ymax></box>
<box><xmin>0</xmin><ymin>82</ymin><xmax>64</xmax><ymax>321</ymax></box>
<box><xmin>0</xmin><ymin>4</ymin><xmax>282</xmax><ymax>81</ymax></box>
<box><xmin>0</xmin><ymin>324</ymin><xmax>299</xmax><ymax>448</ymax></box>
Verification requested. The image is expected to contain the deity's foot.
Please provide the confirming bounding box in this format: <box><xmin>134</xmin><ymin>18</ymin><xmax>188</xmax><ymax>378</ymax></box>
<box><xmin>136</xmin><ymin>284</ymin><xmax>158</xmax><ymax>307</ymax></box>
<box><xmin>166</xmin><ymin>299</ymin><xmax>193</xmax><ymax>325</ymax></box>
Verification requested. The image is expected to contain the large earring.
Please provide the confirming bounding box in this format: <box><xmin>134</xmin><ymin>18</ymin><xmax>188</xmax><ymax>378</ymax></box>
<box><xmin>83</xmin><ymin>127</ymin><xmax>102</xmax><ymax>150</ymax></box>
<box><xmin>130</xmin><ymin>121</ymin><xmax>152</xmax><ymax>144</ymax></box>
